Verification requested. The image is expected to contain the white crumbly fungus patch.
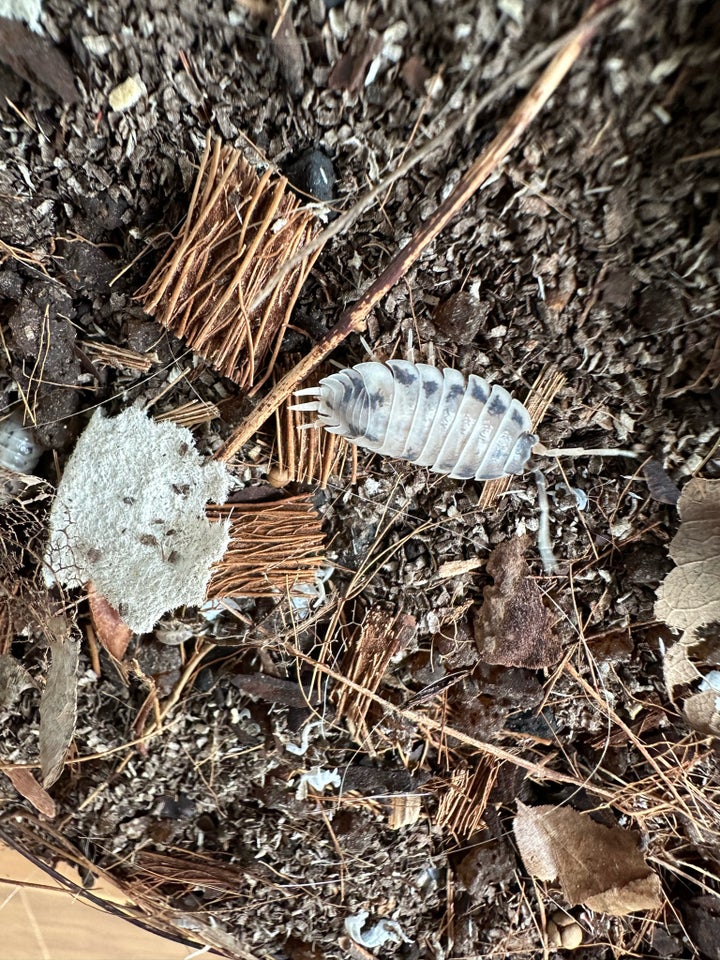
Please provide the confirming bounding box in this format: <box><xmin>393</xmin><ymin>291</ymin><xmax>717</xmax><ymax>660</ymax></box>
<box><xmin>295</xmin><ymin>767</ymin><xmax>341</xmax><ymax>801</ymax></box>
<box><xmin>44</xmin><ymin>406</ymin><xmax>231</xmax><ymax>634</ymax></box>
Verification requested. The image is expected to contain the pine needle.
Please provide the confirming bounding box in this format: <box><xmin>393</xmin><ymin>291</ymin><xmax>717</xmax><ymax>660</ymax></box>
<box><xmin>138</xmin><ymin>133</ymin><xmax>324</xmax><ymax>390</ymax></box>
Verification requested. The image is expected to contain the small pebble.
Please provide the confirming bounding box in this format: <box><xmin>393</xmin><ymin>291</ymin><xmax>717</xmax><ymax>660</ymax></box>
<box><xmin>284</xmin><ymin>148</ymin><xmax>335</xmax><ymax>201</ymax></box>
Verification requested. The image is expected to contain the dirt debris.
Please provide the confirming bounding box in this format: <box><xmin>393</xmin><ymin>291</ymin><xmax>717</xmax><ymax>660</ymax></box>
<box><xmin>1</xmin><ymin>0</ymin><xmax>720</xmax><ymax>958</ymax></box>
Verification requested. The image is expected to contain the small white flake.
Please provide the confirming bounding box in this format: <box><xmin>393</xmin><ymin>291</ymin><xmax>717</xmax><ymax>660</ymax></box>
<box><xmin>345</xmin><ymin>910</ymin><xmax>412</xmax><ymax>948</ymax></box>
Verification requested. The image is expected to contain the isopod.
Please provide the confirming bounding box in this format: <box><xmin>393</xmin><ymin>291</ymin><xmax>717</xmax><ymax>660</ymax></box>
<box><xmin>0</xmin><ymin>408</ymin><xmax>43</xmax><ymax>474</ymax></box>
<box><xmin>292</xmin><ymin>360</ymin><xmax>538</xmax><ymax>480</ymax></box>
<box><xmin>293</xmin><ymin>360</ymin><xmax>637</xmax><ymax>573</ymax></box>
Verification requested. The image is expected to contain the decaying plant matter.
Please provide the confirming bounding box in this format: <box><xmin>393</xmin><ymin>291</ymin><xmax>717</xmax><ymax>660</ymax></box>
<box><xmin>271</xmin><ymin>358</ymin><xmax>355</xmax><ymax>488</ymax></box>
<box><xmin>206</xmin><ymin>494</ymin><xmax>326</xmax><ymax>599</ymax></box>
<box><xmin>139</xmin><ymin>134</ymin><xmax>324</xmax><ymax>390</ymax></box>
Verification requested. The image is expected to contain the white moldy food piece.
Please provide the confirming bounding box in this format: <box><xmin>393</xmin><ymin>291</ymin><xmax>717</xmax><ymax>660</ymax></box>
<box><xmin>108</xmin><ymin>75</ymin><xmax>146</xmax><ymax>111</ymax></box>
<box><xmin>44</xmin><ymin>406</ymin><xmax>231</xmax><ymax>634</ymax></box>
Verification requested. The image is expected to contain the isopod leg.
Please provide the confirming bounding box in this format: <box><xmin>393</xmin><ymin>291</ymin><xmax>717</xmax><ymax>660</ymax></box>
<box><xmin>532</xmin><ymin>466</ymin><xmax>559</xmax><ymax>575</ymax></box>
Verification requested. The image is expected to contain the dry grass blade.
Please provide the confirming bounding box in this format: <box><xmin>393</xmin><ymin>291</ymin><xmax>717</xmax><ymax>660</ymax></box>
<box><xmin>138</xmin><ymin>134</ymin><xmax>324</xmax><ymax>390</ymax></box>
<box><xmin>154</xmin><ymin>399</ymin><xmax>220</xmax><ymax>428</ymax></box>
<box><xmin>334</xmin><ymin>607</ymin><xmax>416</xmax><ymax>752</ymax></box>
<box><xmin>273</xmin><ymin>358</ymin><xmax>355</xmax><ymax>487</ymax></box>
<box><xmin>430</xmin><ymin>759</ymin><xmax>499</xmax><ymax>839</ymax></box>
<box><xmin>206</xmin><ymin>494</ymin><xmax>325</xmax><ymax>599</ymax></box>
<box><xmin>479</xmin><ymin>367</ymin><xmax>566</xmax><ymax>509</ymax></box>
<box><xmin>79</xmin><ymin>340</ymin><xmax>155</xmax><ymax>372</ymax></box>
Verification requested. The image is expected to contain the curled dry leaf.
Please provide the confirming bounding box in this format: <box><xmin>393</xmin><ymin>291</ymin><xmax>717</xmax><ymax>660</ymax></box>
<box><xmin>655</xmin><ymin>478</ymin><xmax>720</xmax><ymax>734</ymax></box>
<box><xmin>87</xmin><ymin>583</ymin><xmax>133</xmax><ymax>661</ymax></box>
<box><xmin>39</xmin><ymin>634</ymin><xmax>80</xmax><ymax>788</ymax></box>
<box><xmin>3</xmin><ymin>767</ymin><xmax>56</xmax><ymax>818</ymax></box>
<box><xmin>513</xmin><ymin>801</ymin><xmax>663</xmax><ymax>916</ymax></box>
<box><xmin>655</xmin><ymin>477</ymin><xmax>720</xmax><ymax>644</ymax></box>
<box><xmin>473</xmin><ymin>536</ymin><xmax>561</xmax><ymax>668</ymax></box>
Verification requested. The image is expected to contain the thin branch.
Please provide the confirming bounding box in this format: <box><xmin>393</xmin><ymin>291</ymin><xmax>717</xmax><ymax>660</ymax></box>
<box><xmin>216</xmin><ymin>0</ymin><xmax>620</xmax><ymax>461</ymax></box>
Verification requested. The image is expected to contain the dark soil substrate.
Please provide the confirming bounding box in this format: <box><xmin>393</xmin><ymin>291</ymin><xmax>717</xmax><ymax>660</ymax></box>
<box><xmin>1</xmin><ymin>1</ymin><xmax>719</xmax><ymax>958</ymax></box>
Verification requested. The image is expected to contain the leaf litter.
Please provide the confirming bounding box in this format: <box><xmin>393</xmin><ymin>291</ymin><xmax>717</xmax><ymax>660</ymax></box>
<box><xmin>655</xmin><ymin>477</ymin><xmax>720</xmax><ymax>736</ymax></box>
<box><xmin>0</xmin><ymin>0</ymin><xmax>719</xmax><ymax>957</ymax></box>
<box><xmin>513</xmin><ymin>801</ymin><xmax>663</xmax><ymax>917</ymax></box>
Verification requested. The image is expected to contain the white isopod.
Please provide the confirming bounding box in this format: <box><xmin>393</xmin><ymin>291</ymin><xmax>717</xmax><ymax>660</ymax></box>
<box><xmin>292</xmin><ymin>360</ymin><xmax>538</xmax><ymax>479</ymax></box>
<box><xmin>293</xmin><ymin>360</ymin><xmax>637</xmax><ymax>572</ymax></box>
<box><xmin>0</xmin><ymin>408</ymin><xmax>44</xmax><ymax>474</ymax></box>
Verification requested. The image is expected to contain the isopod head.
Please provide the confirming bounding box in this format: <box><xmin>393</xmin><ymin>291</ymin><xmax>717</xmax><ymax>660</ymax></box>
<box><xmin>0</xmin><ymin>408</ymin><xmax>44</xmax><ymax>474</ymax></box>
<box><xmin>293</xmin><ymin>361</ymin><xmax>538</xmax><ymax>481</ymax></box>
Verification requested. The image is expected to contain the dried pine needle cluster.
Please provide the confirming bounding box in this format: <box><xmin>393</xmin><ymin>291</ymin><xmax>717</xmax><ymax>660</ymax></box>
<box><xmin>206</xmin><ymin>494</ymin><xmax>326</xmax><ymax>599</ymax></box>
<box><xmin>139</xmin><ymin>135</ymin><xmax>324</xmax><ymax>390</ymax></box>
<box><xmin>272</xmin><ymin>358</ymin><xmax>354</xmax><ymax>488</ymax></box>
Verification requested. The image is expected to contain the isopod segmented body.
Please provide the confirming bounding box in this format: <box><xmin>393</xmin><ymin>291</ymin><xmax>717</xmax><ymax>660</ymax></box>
<box><xmin>293</xmin><ymin>361</ymin><xmax>538</xmax><ymax>481</ymax></box>
<box><xmin>0</xmin><ymin>409</ymin><xmax>43</xmax><ymax>474</ymax></box>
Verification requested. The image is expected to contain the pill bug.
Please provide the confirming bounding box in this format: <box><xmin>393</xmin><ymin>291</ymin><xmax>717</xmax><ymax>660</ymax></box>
<box><xmin>0</xmin><ymin>408</ymin><xmax>44</xmax><ymax>474</ymax></box>
<box><xmin>292</xmin><ymin>360</ymin><xmax>539</xmax><ymax>481</ymax></box>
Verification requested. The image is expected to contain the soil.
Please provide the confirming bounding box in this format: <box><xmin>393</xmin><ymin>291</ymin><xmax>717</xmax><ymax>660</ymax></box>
<box><xmin>1</xmin><ymin>1</ymin><xmax>720</xmax><ymax>958</ymax></box>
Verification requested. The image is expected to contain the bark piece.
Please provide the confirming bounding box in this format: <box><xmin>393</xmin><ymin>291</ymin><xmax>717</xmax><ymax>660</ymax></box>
<box><xmin>474</xmin><ymin>537</ymin><xmax>560</xmax><ymax>668</ymax></box>
<box><xmin>0</xmin><ymin>17</ymin><xmax>78</xmax><ymax>103</ymax></box>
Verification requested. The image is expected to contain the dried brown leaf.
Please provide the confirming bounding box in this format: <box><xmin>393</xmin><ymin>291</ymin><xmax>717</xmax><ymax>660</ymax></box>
<box><xmin>87</xmin><ymin>583</ymin><xmax>133</xmax><ymax>661</ymax></box>
<box><xmin>513</xmin><ymin>801</ymin><xmax>663</xmax><ymax>916</ymax></box>
<box><xmin>327</xmin><ymin>33</ymin><xmax>383</xmax><ymax>93</ymax></box>
<box><xmin>655</xmin><ymin>477</ymin><xmax>720</xmax><ymax>644</ymax></box>
<box><xmin>662</xmin><ymin>642</ymin><xmax>702</xmax><ymax>700</ymax></box>
<box><xmin>39</xmin><ymin>635</ymin><xmax>79</xmax><ymax>788</ymax></box>
<box><xmin>3</xmin><ymin>766</ymin><xmax>56</xmax><ymax>818</ymax></box>
<box><xmin>682</xmin><ymin>689</ymin><xmax>720</xmax><ymax>737</ymax></box>
<box><xmin>473</xmin><ymin>537</ymin><xmax>560</xmax><ymax>668</ymax></box>
<box><xmin>655</xmin><ymin>478</ymin><xmax>720</xmax><ymax>733</ymax></box>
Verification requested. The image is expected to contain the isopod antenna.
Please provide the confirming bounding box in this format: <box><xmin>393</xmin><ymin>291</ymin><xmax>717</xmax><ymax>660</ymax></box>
<box><xmin>531</xmin><ymin>443</ymin><xmax>639</xmax><ymax>573</ymax></box>
<box><xmin>533</xmin><ymin>441</ymin><xmax>639</xmax><ymax>460</ymax></box>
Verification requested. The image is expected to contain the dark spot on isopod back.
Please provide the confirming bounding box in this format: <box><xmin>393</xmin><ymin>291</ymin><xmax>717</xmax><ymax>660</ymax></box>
<box><xmin>487</xmin><ymin>392</ymin><xmax>507</xmax><ymax>416</ymax></box>
<box><xmin>392</xmin><ymin>365</ymin><xmax>416</xmax><ymax>386</ymax></box>
<box><xmin>423</xmin><ymin>380</ymin><xmax>439</xmax><ymax>397</ymax></box>
<box><xmin>447</xmin><ymin>383</ymin><xmax>465</xmax><ymax>400</ymax></box>
<box><xmin>510</xmin><ymin>409</ymin><xmax>526</xmax><ymax>428</ymax></box>
<box><xmin>370</xmin><ymin>391</ymin><xmax>386</xmax><ymax>408</ymax></box>
<box><xmin>470</xmin><ymin>379</ymin><xmax>489</xmax><ymax>402</ymax></box>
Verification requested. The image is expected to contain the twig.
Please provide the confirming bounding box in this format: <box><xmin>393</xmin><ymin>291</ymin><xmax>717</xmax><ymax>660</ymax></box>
<box><xmin>216</xmin><ymin>0</ymin><xmax>620</xmax><ymax>461</ymax></box>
